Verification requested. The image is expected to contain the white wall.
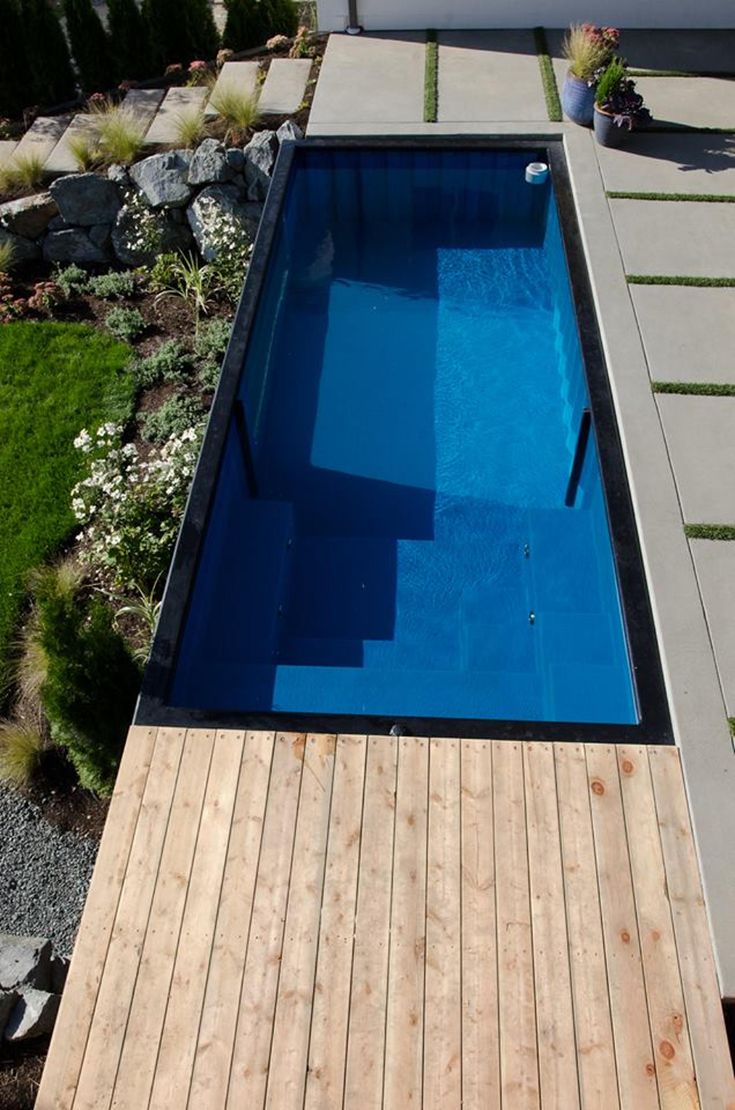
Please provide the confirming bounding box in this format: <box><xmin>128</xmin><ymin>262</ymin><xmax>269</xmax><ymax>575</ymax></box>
<box><xmin>318</xmin><ymin>0</ymin><xmax>735</xmax><ymax>30</ymax></box>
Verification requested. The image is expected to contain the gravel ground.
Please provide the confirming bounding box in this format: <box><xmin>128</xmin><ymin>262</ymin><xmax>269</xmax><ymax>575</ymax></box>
<box><xmin>0</xmin><ymin>785</ymin><xmax>98</xmax><ymax>956</ymax></box>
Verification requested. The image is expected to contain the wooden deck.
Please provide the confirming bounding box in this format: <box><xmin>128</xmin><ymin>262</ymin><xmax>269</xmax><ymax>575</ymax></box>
<box><xmin>37</xmin><ymin>728</ymin><xmax>735</xmax><ymax>1109</ymax></box>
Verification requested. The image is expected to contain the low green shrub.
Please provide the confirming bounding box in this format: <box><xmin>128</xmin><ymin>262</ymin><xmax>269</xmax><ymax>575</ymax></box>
<box><xmin>141</xmin><ymin>392</ymin><xmax>204</xmax><ymax>443</ymax></box>
<box><xmin>0</xmin><ymin>721</ymin><xmax>44</xmax><ymax>787</ymax></box>
<box><xmin>54</xmin><ymin>263</ymin><xmax>90</xmax><ymax>298</ymax></box>
<box><xmin>128</xmin><ymin>339</ymin><xmax>192</xmax><ymax>389</ymax></box>
<box><xmin>147</xmin><ymin>252</ymin><xmax>182</xmax><ymax>291</ymax></box>
<box><xmin>33</xmin><ymin>565</ymin><xmax>140</xmax><ymax>795</ymax></box>
<box><xmin>88</xmin><ymin>270</ymin><xmax>136</xmax><ymax>300</ymax></box>
<box><xmin>105</xmin><ymin>305</ymin><xmax>145</xmax><ymax>342</ymax></box>
<box><xmin>194</xmin><ymin>317</ymin><xmax>231</xmax><ymax>363</ymax></box>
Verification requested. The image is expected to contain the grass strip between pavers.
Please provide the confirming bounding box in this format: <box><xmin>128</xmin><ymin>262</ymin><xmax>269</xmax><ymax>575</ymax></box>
<box><xmin>0</xmin><ymin>322</ymin><xmax>134</xmax><ymax>691</ymax></box>
<box><xmin>608</xmin><ymin>191</ymin><xmax>735</xmax><ymax>203</ymax></box>
<box><xmin>424</xmin><ymin>30</ymin><xmax>438</xmax><ymax>123</ymax></box>
<box><xmin>684</xmin><ymin>524</ymin><xmax>735</xmax><ymax>541</ymax></box>
<box><xmin>534</xmin><ymin>27</ymin><xmax>562</xmax><ymax>123</ymax></box>
<box><xmin>627</xmin><ymin>274</ymin><xmax>735</xmax><ymax>287</ymax></box>
<box><xmin>653</xmin><ymin>381</ymin><xmax>735</xmax><ymax>396</ymax></box>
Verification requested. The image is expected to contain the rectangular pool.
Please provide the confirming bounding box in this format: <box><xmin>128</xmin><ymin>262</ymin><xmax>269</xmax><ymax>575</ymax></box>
<box><xmin>148</xmin><ymin>144</ymin><xmax>669</xmax><ymax>736</ymax></box>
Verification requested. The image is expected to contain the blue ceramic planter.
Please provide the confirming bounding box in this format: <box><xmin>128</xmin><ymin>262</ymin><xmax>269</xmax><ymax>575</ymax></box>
<box><xmin>561</xmin><ymin>72</ymin><xmax>595</xmax><ymax>126</ymax></box>
<box><xmin>593</xmin><ymin>107</ymin><xmax>627</xmax><ymax>147</ymax></box>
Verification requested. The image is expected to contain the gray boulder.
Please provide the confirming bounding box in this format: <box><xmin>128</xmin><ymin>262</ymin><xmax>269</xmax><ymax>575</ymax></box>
<box><xmin>107</xmin><ymin>163</ymin><xmax>130</xmax><ymax>187</ymax></box>
<box><xmin>4</xmin><ymin>988</ymin><xmax>60</xmax><ymax>1041</ymax></box>
<box><xmin>188</xmin><ymin>138</ymin><xmax>231</xmax><ymax>186</ymax></box>
<box><xmin>43</xmin><ymin>228</ymin><xmax>108</xmax><ymax>264</ymax></box>
<box><xmin>89</xmin><ymin>223</ymin><xmax>112</xmax><ymax>249</ymax></box>
<box><xmin>276</xmin><ymin>119</ymin><xmax>303</xmax><ymax>144</ymax></box>
<box><xmin>0</xmin><ymin>192</ymin><xmax>58</xmax><ymax>239</ymax></box>
<box><xmin>0</xmin><ymin>991</ymin><xmax>18</xmax><ymax>1038</ymax></box>
<box><xmin>49</xmin><ymin>173</ymin><xmax>121</xmax><ymax>226</ymax></box>
<box><xmin>130</xmin><ymin>150</ymin><xmax>193</xmax><ymax>208</ymax></box>
<box><xmin>243</xmin><ymin>130</ymin><xmax>278</xmax><ymax>201</ymax></box>
<box><xmin>0</xmin><ymin>936</ymin><xmax>52</xmax><ymax>992</ymax></box>
<box><xmin>111</xmin><ymin>202</ymin><xmax>193</xmax><ymax>266</ymax></box>
<box><xmin>0</xmin><ymin>228</ymin><xmax>40</xmax><ymax>263</ymax></box>
<box><xmin>225</xmin><ymin>147</ymin><xmax>244</xmax><ymax>173</ymax></box>
<box><xmin>186</xmin><ymin>184</ymin><xmax>254</xmax><ymax>261</ymax></box>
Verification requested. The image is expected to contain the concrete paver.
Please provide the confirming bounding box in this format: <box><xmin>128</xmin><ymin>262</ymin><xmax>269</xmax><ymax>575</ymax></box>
<box><xmin>145</xmin><ymin>86</ymin><xmax>210</xmax><ymax>144</ymax></box>
<box><xmin>631</xmin><ymin>286</ymin><xmax>735</xmax><ymax>384</ymax></box>
<box><xmin>13</xmin><ymin>116</ymin><xmax>70</xmax><ymax>165</ymax></box>
<box><xmin>637</xmin><ymin>77</ymin><xmax>735</xmax><ymax>131</ymax></box>
<box><xmin>437</xmin><ymin>30</ymin><xmax>546</xmax><ymax>122</ymax></box>
<box><xmin>44</xmin><ymin>114</ymin><xmax>98</xmax><ymax>176</ymax></box>
<box><xmin>0</xmin><ymin>140</ymin><xmax>18</xmax><ymax>169</ymax></box>
<box><xmin>616</xmin><ymin>29</ymin><xmax>735</xmax><ymax>74</ymax></box>
<box><xmin>204</xmin><ymin>61</ymin><xmax>259</xmax><ymax>119</ymax></box>
<box><xmin>610</xmin><ymin>198</ymin><xmax>735</xmax><ymax>277</ymax></box>
<box><xmin>690</xmin><ymin>539</ymin><xmax>735</xmax><ymax>717</ymax></box>
<box><xmin>596</xmin><ymin>132</ymin><xmax>735</xmax><ymax>195</ymax></box>
<box><xmin>656</xmin><ymin>394</ymin><xmax>735</xmax><ymax>522</ymax></box>
<box><xmin>259</xmin><ymin>58</ymin><xmax>311</xmax><ymax>115</ymax></box>
<box><xmin>309</xmin><ymin>32</ymin><xmax>425</xmax><ymax>126</ymax></box>
<box><xmin>121</xmin><ymin>88</ymin><xmax>166</xmax><ymax>130</ymax></box>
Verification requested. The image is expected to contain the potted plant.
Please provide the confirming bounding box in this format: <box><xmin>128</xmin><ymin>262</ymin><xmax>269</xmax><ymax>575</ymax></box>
<box><xmin>561</xmin><ymin>23</ymin><xmax>619</xmax><ymax>126</ymax></box>
<box><xmin>594</xmin><ymin>59</ymin><xmax>652</xmax><ymax>147</ymax></box>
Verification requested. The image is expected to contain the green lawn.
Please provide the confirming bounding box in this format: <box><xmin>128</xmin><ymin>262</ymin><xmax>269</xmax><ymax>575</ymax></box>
<box><xmin>0</xmin><ymin>322</ymin><xmax>134</xmax><ymax>688</ymax></box>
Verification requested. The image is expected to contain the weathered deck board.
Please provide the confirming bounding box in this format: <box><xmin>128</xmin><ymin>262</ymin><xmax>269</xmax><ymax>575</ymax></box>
<box><xmin>38</xmin><ymin>729</ymin><xmax>735</xmax><ymax>1110</ymax></box>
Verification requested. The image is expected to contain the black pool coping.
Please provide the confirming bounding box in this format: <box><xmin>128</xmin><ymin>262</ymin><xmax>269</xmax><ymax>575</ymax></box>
<box><xmin>136</xmin><ymin>137</ymin><xmax>673</xmax><ymax>745</ymax></box>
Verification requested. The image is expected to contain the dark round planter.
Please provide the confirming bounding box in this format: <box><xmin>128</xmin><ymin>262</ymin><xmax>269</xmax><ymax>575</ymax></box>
<box><xmin>561</xmin><ymin>72</ymin><xmax>596</xmax><ymax>126</ymax></box>
<box><xmin>593</xmin><ymin>106</ymin><xmax>628</xmax><ymax>147</ymax></box>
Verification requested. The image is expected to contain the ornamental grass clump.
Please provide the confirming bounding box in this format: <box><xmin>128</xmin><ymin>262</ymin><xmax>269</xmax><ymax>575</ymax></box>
<box><xmin>172</xmin><ymin>107</ymin><xmax>208</xmax><ymax>149</ymax></box>
<box><xmin>91</xmin><ymin>102</ymin><xmax>146</xmax><ymax>165</ymax></box>
<box><xmin>71</xmin><ymin>421</ymin><xmax>204</xmax><ymax>591</ymax></box>
<box><xmin>0</xmin><ymin>722</ymin><xmax>44</xmax><ymax>787</ymax></box>
<box><xmin>595</xmin><ymin>59</ymin><xmax>651</xmax><ymax>129</ymax></box>
<box><xmin>0</xmin><ymin>238</ymin><xmax>16</xmax><ymax>275</ymax></box>
<box><xmin>0</xmin><ymin>152</ymin><xmax>46</xmax><ymax>197</ymax></box>
<box><xmin>208</xmin><ymin>85</ymin><xmax>260</xmax><ymax>142</ymax></box>
<box><xmin>563</xmin><ymin>22</ymin><xmax>619</xmax><ymax>83</ymax></box>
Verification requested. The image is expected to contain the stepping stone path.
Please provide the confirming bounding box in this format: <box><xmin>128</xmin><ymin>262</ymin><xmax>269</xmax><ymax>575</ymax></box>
<box><xmin>438</xmin><ymin>30</ymin><xmax>546</xmax><ymax>122</ymax></box>
<box><xmin>121</xmin><ymin>87</ymin><xmax>166</xmax><ymax>130</ymax></box>
<box><xmin>630</xmin><ymin>286</ymin><xmax>735</xmax><ymax>385</ymax></box>
<box><xmin>595</xmin><ymin>133</ymin><xmax>735</xmax><ymax>197</ymax></box>
<box><xmin>12</xmin><ymin>116</ymin><xmax>69</xmax><ymax>165</ymax></box>
<box><xmin>204</xmin><ymin>61</ymin><xmax>259</xmax><ymax>119</ymax></box>
<box><xmin>144</xmin><ymin>86</ymin><xmax>209</xmax><ymax>145</ymax></box>
<box><xmin>44</xmin><ymin>114</ymin><xmax>98</xmax><ymax>176</ymax></box>
<box><xmin>0</xmin><ymin>140</ymin><xmax>18</xmax><ymax>169</ymax></box>
<box><xmin>610</xmin><ymin>198</ymin><xmax>735</xmax><ymax>278</ymax></box>
<box><xmin>259</xmin><ymin>58</ymin><xmax>311</xmax><ymax>115</ymax></box>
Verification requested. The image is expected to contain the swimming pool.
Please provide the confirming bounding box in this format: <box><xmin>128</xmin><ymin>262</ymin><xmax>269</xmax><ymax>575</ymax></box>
<box><xmin>143</xmin><ymin>143</ymin><xmax>670</xmax><ymax>738</ymax></box>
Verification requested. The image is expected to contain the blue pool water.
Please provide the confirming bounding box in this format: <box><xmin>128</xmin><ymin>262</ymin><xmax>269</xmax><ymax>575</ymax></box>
<box><xmin>172</xmin><ymin>148</ymin><xmax>638</xmax><ymax>724</ymax></box>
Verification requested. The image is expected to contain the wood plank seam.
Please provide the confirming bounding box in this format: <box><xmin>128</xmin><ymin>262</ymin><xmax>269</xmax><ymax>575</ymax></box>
<box><xmin>644</xmin><ymin>748</ymin><xmax>704</xmax><ymax>1107</ymax></box>
<box><xmin>457</xmin><ymin>738</ymin><xmax>465</xmax><ymax>1107</ymax></box>
<box><xmin>302</xmin><ymin>735</ymin><xmax>369</xmax><ymax>1108</ymax></box>
<box><xmin>375</xmin><ymin>737</ymin><xmax>402</xmax><ymax>1107</ymax></box>
<box><xmin>224</xmin><ymin>733</ymin><xmax>307</xmax><ymax>1107</ymax></box>
<box><xmin>521</xmin><ymin>743</ymin><xmax>543</xmax><ymax>1106</ymax></box>
<box><xmin>109</xmin><ymin>728</ymin><xmax>218</xmax><ymax>1110</ymax></box>
<box><xmin>36</xmin><ymin>725</ymin><xmax>159</xmax><ymax>1110</ymax></box>
<box><xmin>72</xmin><ymin>727</ymin><xmax>189</xmax><ymax>1110</ymax></box>
<box><xmin>579</xmin><ymin>744</ymin><xmax>625</xmax><ymax>1108</ymax></box>
<box><xmin>550</xmin><ymin>744</ymin><xmax>585</xmax><ymax>1109</ymax></box>
<box><xmin>186</xmin><ymin>731</ymin><xmax>276</xmax><ymax>1110</ymax></box>
<box><xmin>613</xmin><ymin>746</ymin><xmax>674</xmax><ymax>1109</ymax></box>
<box><xmin>420</xmin><ymin>736</ymin><xmax>431</xmax><ymax>1110</ymax></box>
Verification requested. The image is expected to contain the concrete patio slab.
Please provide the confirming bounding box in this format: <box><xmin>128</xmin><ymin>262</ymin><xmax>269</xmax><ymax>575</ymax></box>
<box><xmin>596</xmin><ymin>132</ymin><xmax>735</xmax><ymax>195</ymax></box>
<box><xmin>121</xmin><ymin>88</ymin><xmax>166</xmax><ymax>130</ymax></box>
<box><xmin>656</xmin><ymin>394</ymin><xmax>735</xmax><ymax>522</ymax></box>
<box><xmin>638</xmin><ymin>77</ymin><xmax>735</xmax><ymax>131</ymax></box>
<box><xmin>0</xmin><ymin>140</ymin><xmax>18</xmax><ymax>169</ymax></box>
<box><xmin>690</xmin><ymin>539</ymin><xmax>735</xmax><ymax>717</ymax></box>
<box><xmin>259</xmin><ymin>58</ymin><xmax>311</xmax><ymax>115</ymax></box>
<box><xmin>204</xmin><ymin>61</ymin><xmax>259</xmax><ymax>120</ymax></box>
<box><xmin>13</xmin><ymin>116</ymin><xmax>70</xmax><ymax>165</ymax></box>
<box><xmin>610</xmin><ymin>198</ymin><xmax>735</xmax><ymax>277</ymax></box>
<box><xmin>309</xmin><ymin>32</ymin><xmax>425</xmax><ymax>126</ymax></box>
<box><xmin>145</xmin><ymin>86</ymin><xmax>210</xmax><ymax>144</ymax></box>
<box><xmin>44</xmin><ymin>114</ymin><xmax>98</xmax><ymax>176</ymax></box>
<box><xmin>630</xmin><ymin>285</ymin><xmax>735</xmax><ymax>384</ymax></box>
<box><xmin>437</xmin><ymin>30</ymin><xmax>546</xmax><ymax>122</ymax></box>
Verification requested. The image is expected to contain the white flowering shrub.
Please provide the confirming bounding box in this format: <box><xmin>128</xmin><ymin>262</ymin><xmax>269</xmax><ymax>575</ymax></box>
<box><xmin>194</xmin><ymin>196</ymin><xmax>254</xmax><ymax>301</ymax></box>
<box><xmin>71</xmin><ymin>421</ymin><xmax>204</xmax><ymax>590</ymax></box>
